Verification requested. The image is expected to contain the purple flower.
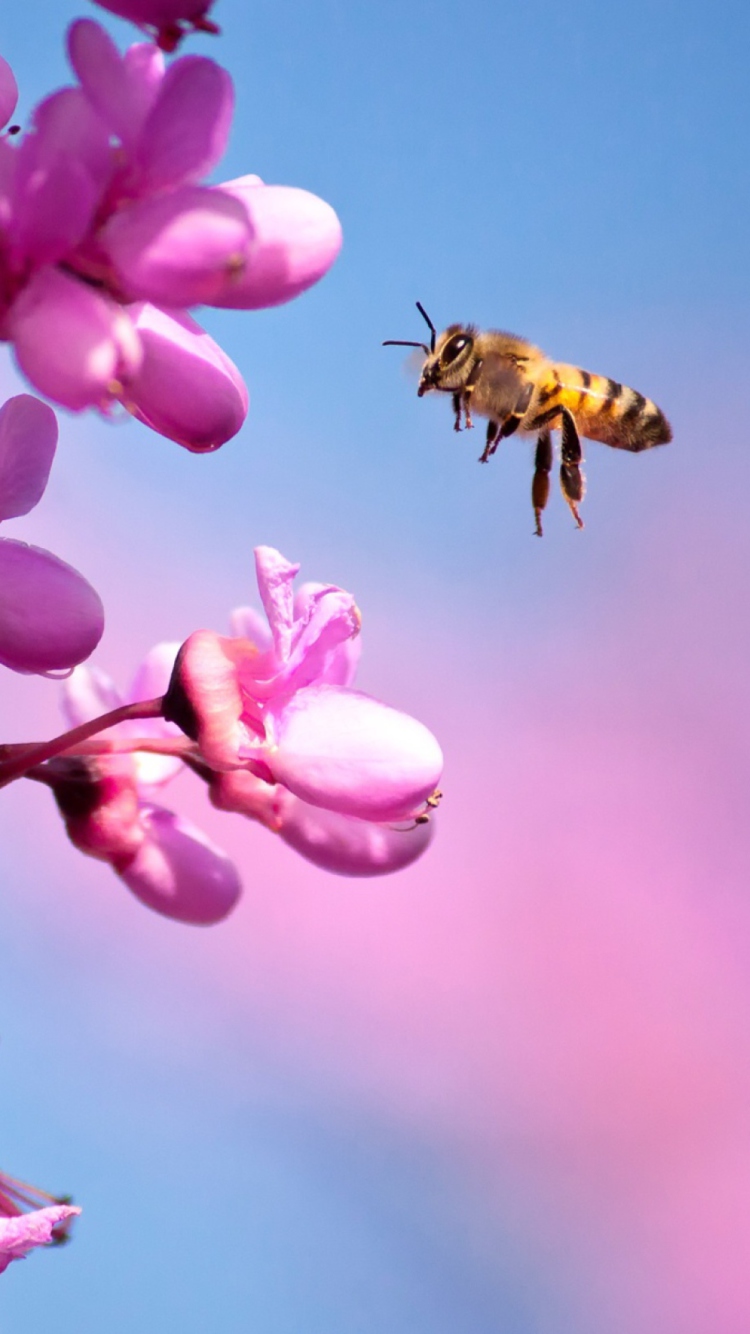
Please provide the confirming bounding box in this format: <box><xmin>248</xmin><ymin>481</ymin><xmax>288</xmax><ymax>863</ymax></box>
<box><xmin>53</xmin><ymin>646</ymin><xmax>241</xmax><ymax>924</ymax></box>
<box><xmin>0</xmin><ymin>25</ymin><xmax>341</xmax><ymax>449</ymax></box>
<box><xmin>0</xmin><ymin>395</ymin><xmax>103</xmax><ymax>674</ymax></box>
<box><xmin>164</xmin><ymin>547</ymin><xmax>444</xmax><ymax>826</ymax></box>
<box><xmin>0</xmin><ymin>1168</ymin><xmax>80</xmax><ymax>1276</ymax></box>
<box><xmin>0</xmin><ymin>1206</ymin><xmax>81</xmax><ymax>1275</ymax></box>
<box><xmin>88</xmin><ymin>0</ymin><xmax>220</xmax><ymax>52</ymax></box>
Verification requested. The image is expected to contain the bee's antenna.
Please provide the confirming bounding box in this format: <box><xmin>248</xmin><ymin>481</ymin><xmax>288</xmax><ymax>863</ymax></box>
<box><xmin>382</xmin><ymin>339</ymin><xmax>430</xmax><ymax>353</ymax></box>
<box><xmin>415</xmin><ymin>301</ymin><xmax>436</xmax><ymax>353</ymax></box>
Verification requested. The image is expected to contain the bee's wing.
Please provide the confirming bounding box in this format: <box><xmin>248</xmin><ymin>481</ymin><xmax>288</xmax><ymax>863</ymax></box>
<box><xmin>477</xmin><ymin>351</ymin><xmax>528</xmax><ymax>412</ymax></box>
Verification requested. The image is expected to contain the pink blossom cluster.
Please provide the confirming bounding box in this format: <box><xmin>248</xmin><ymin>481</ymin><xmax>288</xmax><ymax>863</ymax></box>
<box><xmin>0</xmin><ymin>1170</ymin><xmax>80</xmax><ymax>1275</ymax></box>
<box><xmin>20</xmin><ymin>547</ymin><xmax>442</xmax><ymax>923</ymax></box>
<box><xmin>0</xmin><ymin>18</ymin><xmax>341</xmax><ymax>451</ymax></box>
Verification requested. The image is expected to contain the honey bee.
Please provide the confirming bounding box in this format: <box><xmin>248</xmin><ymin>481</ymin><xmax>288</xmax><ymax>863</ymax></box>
<box><xmin>384</xmin><ymin>302</ymin><xmax>672</xmax><ymax>535</ymax></box>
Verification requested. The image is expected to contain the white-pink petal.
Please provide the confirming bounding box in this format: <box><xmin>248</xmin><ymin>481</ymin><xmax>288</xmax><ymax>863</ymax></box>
<box><xmin>254</xmin><ymin>546</ymin><xmax>299</xmax><ymax>663</ymax></box>
<box><xmin>0</xmin><ymin>395</ymin><xmax>57</xmax><ymax>522</ymax></box>
<box><xmin>265</xmin><ymin>684</ymin><xmax>444</xmax><ymax>823</ymax></box>
<box><xmin>125</xmin><ymin>303</ymin><xmax>247</xmax><ymax>451</ymax></box>
<box><xmin>279</xmin><ymin>796</ymin><xmax>434</xmax><ymax>877</ymax></box>
<box><xmin>118</xmin><ymin>804</ymin><xmax>241</xmax><ymax>924</ymax></box>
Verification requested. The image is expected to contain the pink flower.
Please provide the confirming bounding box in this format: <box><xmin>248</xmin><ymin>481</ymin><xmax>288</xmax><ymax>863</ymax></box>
<box><xmin>0</xmin><ymin>1168</ymin><xmax>80</xmax><ymax>1276</ymax></box>
<box><xmin>0</xmin><ymin>55</ymin><xmax>18</xmax><ymax>130</ymax></box>
<box><xmin>164</xmin><ymin>547</ymin><xmax>444</xmax><ymax>825</ymax></box>
<box><xmin>0</xmin><ymin>395</ymin><xmax>104</xmax><ymax>674</ymax></box>
<box><xmin>0</xmin><ymin>25</ymin><xmax>341</xmax><ymax>445</ymax></box>
<box><xmin>50</xmin><ymin>647</ymin><xmax>241</xmax><ymax>924</ymax></box>
<box><xmin>0</xmin><ymin>1206</ymin><xmax>81</xmax><ymax>1275</ymax></box>
<box><xmin>88</xmin><ymin>0</ymin><xmax>220</xmax><ymax>52</ymax></box>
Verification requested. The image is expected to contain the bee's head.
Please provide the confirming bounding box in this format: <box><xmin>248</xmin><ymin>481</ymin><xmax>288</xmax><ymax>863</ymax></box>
<box><xmin>418</xmin><ymin>324</ymin><xmax>476</xmax><ymax>395</ymax></box>
<box><xmin>383</xmin><ymin>304</ymin><xmax>477</xmax><ymax>396</ymax></box>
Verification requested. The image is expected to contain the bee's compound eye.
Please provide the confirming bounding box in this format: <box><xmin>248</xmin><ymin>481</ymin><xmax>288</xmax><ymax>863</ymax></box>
<box><xmin>442</xmin><ymin>336</ymin><xmax>469</xmax><ymax>364</ymax></box>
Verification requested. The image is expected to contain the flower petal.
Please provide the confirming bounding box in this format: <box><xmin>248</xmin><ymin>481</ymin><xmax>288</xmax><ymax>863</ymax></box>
<box><xmin>211</xmin><ymin>180</ymin><xmax>342</xmax><ymax>309</ymax></box>
<box><xmin>118</xmin><ymin>804</ymin><xmax>241</xmax><ymax>924</ymax></box>
<box><xmin>228</xmin><ymin>605</ymin><xmax>272</xmax><ymax>653</ymax></box>
<box><xmin>265</xmin><ymin>684</ymin><xmax>444</xmax><ymax>823</ymax></box>
<box><xmin>278</xmin><ymin>796</ymin><xmax>434</xmax><ymax>877</ymax></box>
<box><xmin>89</xmin><ymin>0</ymin><xmax>215</xmax><ymax>32</ymax></box>
<box><xmin>100</xmin><ymin>186</ymin><xmax>251</xmax><ymax>306</ymax></box>
<box><xmin>293</xmin><ymin>582</ymin><xmax>361</xmax><ymax>685</ymax></box>
<box><xmin>136</xmin><ymin>54</ymin><xmax>233</xmax><ymax>190</ymax></box>
<box><xmin>9</xmin><ymin>268</ymin><xmax>142</xmax><ymax>413</ymax></box>
<box><xmin>253</xmin><ymin>545</ymin><xmax>299</xmax><ymax>663</ymax></box>
<box><xmin>62</xmin><ymin>663</ymin><xmax>123</xmax><ymax>728</ymax></box>
<box><xmin>125</xmin><ymin>303</ymin><xmax>247</xmax><ymax>451</ymax></box>
<box><xmin>0</xmin><ymin>539</ymin><xmax>104</xmax><ymax>675</ymax></box>
<box><xmin>67</xmin><ymin>19</ymin><xmax>156</xmax><ymax>148</ymax></box>
<box><xmin>0</xmin><ymin>1206</ymin><xmax>81</xmax><ymax>1272</ymax></box>
<box><xmin>0</xmin><ymin>56</ymin><xmax>18</xmax><ymax>131</ymax></box>
<box><xmin>0</xmin><ymin>395</ymin><xmax>57</xmax><ymax>521</ymax></box>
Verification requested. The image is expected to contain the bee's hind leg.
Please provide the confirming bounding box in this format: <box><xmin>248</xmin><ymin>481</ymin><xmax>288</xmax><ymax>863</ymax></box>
<box><xmin>559</xmin><ymin>408</ymin><xmax>585</xmax><ymax>529</ymax></box>
<box><xmin>532</xmin><ymin>429</ymin><xmax>552</xmax><ymax>536</ymax></box>
<box><xmin>479</xmin><ymin>420</ymin><xmax>501</xmax><ymax>463</ymax></box>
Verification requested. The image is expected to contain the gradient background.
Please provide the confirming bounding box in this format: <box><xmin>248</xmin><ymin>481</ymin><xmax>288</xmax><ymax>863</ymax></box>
<box><xmin>1</xmin><ymin>1</ymin><xmax>750</xmax><ymax>1329</ymax></box>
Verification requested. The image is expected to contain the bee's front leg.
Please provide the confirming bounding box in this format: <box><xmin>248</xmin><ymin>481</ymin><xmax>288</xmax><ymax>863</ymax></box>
<box><xmin>559</xmin><ymin>408</ymin><xmax>585</xmax><ymax>529</ymax></box>
<box><xmin>452</xmin><ymin>392</ymin><xmax>463</xmax><ymax>432</ymax></box>
<box><xmin>462</xmin><ymin>358</ymin><xmax>484</xmax><ymax>432</ymax></box>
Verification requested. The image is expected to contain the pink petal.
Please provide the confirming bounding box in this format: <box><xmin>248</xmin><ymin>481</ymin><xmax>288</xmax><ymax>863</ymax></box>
<box><xmin>0</xmin><ymin>1206</ymin><xmax>81</xmax><ymax>1269</ymax></box>
<box><xmin>264</xmin><ymin>684</ymin><xmax>444</xmax><ymax>823</ymax></box>
<box><xmin>279</xmin><ymin>585</ymin><xmax>360</xmax><ymax>695</ymax></box>
<box><xmin>211</xmin><ymin>180</ymin><xmax>342</xmax><ymax>309</ymax></box>
<box><xmin>0</xmin><ymin>539</ymin><xmax>104</xmax><ymax>675</ymax></box>
<box><xmin>125</xmin><ymin>303</ymin><xmax>247</xmax><ymax>451</ymax></box>
<box><xmin>254</xmin><ymin>546</ymin><xmax>299</xmax><ymax>663</ymax></box>
<box><xmin>100</xmin><ymin>186</ymin><xmax>252</xmax><ymax>306</ymax></box>
<box><xmin>278</xmin><ymin>796</ymin><xmax>434</xmax><ymax>877</ymax></box>
<box><xmin>209</xmin><ymin>769</ymin><xmax>284</xmax><ymax>828</ymax></box>
<box><xmin>68</xmin><ymin>20</ymin><xmax>143</xmax><ymax>148</ymax></box>
<box><xmin>137</xmin><ymin>55</ymin><xmax>233</xmax><ymax>190</ymax></box>
<box><xmin>118</xmin><ymin>804</ymin><xmax>241</xmax><ymax>924</ymax></box>
<box><xmin>228</xmin><ymin>605</ymin><xmax>272</xmax><ymax>653</ymax></box>
<box><xmin>62</xmin><ymin>663</ymin><xmax>123</xmax><ymax>727</ymax></box>
<box><xmin>0</xmin><ymin>55</ymin><xmax>19</xmax><ymax>130</ymax></box>
<box><xmin>129</xmin><ymin>640</ymin><xmax>180</xmax><ymax>703</ymax></box>
<box><xmin>9</xmin><ymin>268</ymin><xmax>142</xmax><ymax>412</ymax></box>
<box><xmin>0</xmin><ymin>395</ymin><xmax>57</xmax><ymax>521</ymax></box>
<box><xmin>294</xmin><ymin>582</ymin><xmax>361</xmax><ymax>686</ymax></box>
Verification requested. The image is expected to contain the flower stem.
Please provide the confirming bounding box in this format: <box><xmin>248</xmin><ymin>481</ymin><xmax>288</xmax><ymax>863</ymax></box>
<box><xmin>0</xmin><ymin>697</ymin><xmax>164</xmax><ymax>789</ymax></box>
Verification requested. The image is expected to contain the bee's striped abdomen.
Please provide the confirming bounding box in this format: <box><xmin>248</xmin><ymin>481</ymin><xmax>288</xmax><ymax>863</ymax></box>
<box><xmin>528</xmin><ymin>363</ymin><xmax>672</xmax><ymax>453</ymax></box>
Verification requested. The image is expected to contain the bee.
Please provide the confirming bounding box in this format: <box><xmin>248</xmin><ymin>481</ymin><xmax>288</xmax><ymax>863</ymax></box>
<box><xmin>384</xmin><ymin>302</ymin><xmax>672</xmax><ymax>535</ymax></box>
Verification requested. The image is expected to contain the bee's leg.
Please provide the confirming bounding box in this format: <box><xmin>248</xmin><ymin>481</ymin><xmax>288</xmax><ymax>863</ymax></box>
<box><xmin>462</xmin><ymin>357</ymin><xmax>484</xmax><ymax>431</ymax></box>
<box><xmin>531</xmin><ymin>429</ymin><xmax>553</xmax><ymax>536</ymax></box>
<box><xmin>559</xmin><ymin>408</ymin><xmax>585</xmax><ymax>529</ymax></box>
<box><xmin>452</xmin><ymin>392</ymin><xmax>463</xmax><ymax>432</ymax></box>
<box><xmin>479</xmin><ymin>420</ymin><xmax>501</xmax><ymax>463</ymax></box>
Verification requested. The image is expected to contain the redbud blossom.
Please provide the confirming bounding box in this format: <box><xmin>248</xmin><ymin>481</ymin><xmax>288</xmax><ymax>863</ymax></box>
<box><xmin>164</xmin><ymin>547</ymin><xmax>444</xmax><ymax>825</ymax></box>
<box><xmin>0</xmin><ymin>1206</ymin><xmax>81</xmax><ymax>1275</ymax></box>
<box><xmin>89</xmin><ymin>0</ymin><xmax>219</xmax><ymax>51</ymax></box>
<box><xmin>53</xmin><ymin>653</ymin><xmax>242</xmax><ymax>923</ymax></box>
<box><xmin>0</xmin><ymin>396</ymin><xmax>103</xmax><ymax>674</ymax></box>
